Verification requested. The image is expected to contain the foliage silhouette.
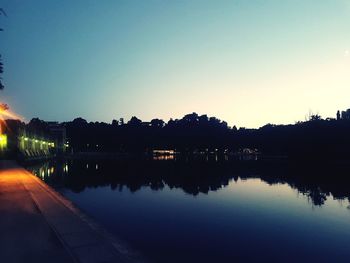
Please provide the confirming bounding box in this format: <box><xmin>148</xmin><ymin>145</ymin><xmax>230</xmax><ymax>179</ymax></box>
<box><xmin>28</xmin><ymin>159</ymin><xmax>350</xmax><ymax>207</ymax></box>
<box><xmin>0</xmin><ymin>8</ymin><xmax>6</xmax><ymax>90</ymax></box>
<box><xmin>5</xmin><ymin>109</ymin><xmax>350</xmax><ymax>161</ymax></box>
<box><xmin>57</xmin><ymin>110</ymin><xmax>350</xmax><ymax>161</ymax></box>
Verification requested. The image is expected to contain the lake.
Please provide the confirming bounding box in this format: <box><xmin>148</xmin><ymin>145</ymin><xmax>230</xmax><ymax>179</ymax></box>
<box><xmin>28</xmin><ymin>159</ymin><xmax>350</xmax><ymax>263</ymax></box>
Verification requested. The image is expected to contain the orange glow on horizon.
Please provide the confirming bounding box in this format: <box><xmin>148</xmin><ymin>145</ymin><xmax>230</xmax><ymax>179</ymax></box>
<box><xmin>0</xmin><ymin>109</ymin><xmax>22</xmax><ymax>121</ymax></box>
<box><xmin>0</xmin><ymin>105</ymin><xmax>23</xmax><ymax>134</ymax></box>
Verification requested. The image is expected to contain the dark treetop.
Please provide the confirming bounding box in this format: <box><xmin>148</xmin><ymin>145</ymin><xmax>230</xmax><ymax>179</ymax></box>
<box><xmin>5</xmin><ymin>109</ymin><xmax>350</xmax><ymax>161</ymax></box>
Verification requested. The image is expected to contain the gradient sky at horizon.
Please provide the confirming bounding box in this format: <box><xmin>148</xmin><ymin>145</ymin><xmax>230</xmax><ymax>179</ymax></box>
<box><xmin>1</xmin><ymin>0</ymin><xmax>350</xmax><ymax>128</ymax></box>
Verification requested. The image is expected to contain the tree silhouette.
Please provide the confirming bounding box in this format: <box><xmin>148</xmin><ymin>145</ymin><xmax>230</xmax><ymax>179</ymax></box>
<box><xmin>150</xmin><ymin>118</ymin><xmax>165</xmax><ymax>128</ymax></box>
<box><xmin>341</xmin><ymin>109</ymin><xmax>350</xmax><ymax>120</ymax></box>
<box><xmin>0</xmin><ymin>56</ymin><xmax>4</xmax><ymax>89</ymax></box>
<box><xmin>111</xmin><ymin>119</ymin><xmax>118</xmax><ymax>126</ymax></box>
<box><xmin>0</xmin><ymin>8</ymin><xmax>6</xmax><ymax>90</ymax></box>
<box><xmin>128</xmin><ymin>116</ymin><xmax>142</xmax><ymax>126</ymax></box>
<box><xmin>309</xmin><ymin>114</ymin><xmax>322</xmax><ymax>121</ymax></box>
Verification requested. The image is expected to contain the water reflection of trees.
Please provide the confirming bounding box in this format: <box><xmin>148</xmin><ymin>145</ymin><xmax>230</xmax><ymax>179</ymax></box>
<box><xmin>28</xmin><ymin>160</ymin><xmax>350</xmax><ymax>207</ymax></box>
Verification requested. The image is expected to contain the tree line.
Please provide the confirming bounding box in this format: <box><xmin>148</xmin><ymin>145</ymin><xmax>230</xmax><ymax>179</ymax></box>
<box><xmin>0</xmin><ymin>8</ymin><xmax>6</xmax><ymax>90</ymax></box>
<box><xmin>12</xmin><ymin>109</ymin><xmax>350</xmax><ymax>160</ymax></box>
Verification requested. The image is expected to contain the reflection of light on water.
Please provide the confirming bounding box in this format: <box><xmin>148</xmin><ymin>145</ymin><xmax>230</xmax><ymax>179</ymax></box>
<box><xmin>63</xmin><ymin>164</ymin><xmax>68</xmax><ymax>173</ymax></box>
<box><xmin>153</xmin><ymin>149</ymin><xmax>176</xmax><ymax>160</ymax></box>
<box><xmin>86</xmin><ymin>164</ymin><xmax>89</xmax><ymax>169</ymax></box>
<box><xmin>27</xmin><ymin>161</ymin><xmax>350</xmax><ymax>216</ymax></box>
<box><xmin>153</xmin><ymin>149</ymin><xmax>175</xmax><ymax>155</ymax></box>
<box><xmin>153</xmin><ymin>155</ymin><xmax>174</xmax><ymax>160</ymax></box>
<box><xmin>335</xmin><ymin>199</ymin><xmax>350</xmax><ymax>209</ymax></box>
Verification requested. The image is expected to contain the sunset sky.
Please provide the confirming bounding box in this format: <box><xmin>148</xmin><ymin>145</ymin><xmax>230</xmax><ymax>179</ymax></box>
<box><xmin>1</xmin><ymin>0</ymin><xmax>349</xmax><ymax>128</ymax></box>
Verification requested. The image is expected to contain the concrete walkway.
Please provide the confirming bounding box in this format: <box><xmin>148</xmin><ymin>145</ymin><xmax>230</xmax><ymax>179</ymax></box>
<box><xmin>0</xmin><ymin>160</ymin><xmax>143</xmax><ymax>263</ymax></box>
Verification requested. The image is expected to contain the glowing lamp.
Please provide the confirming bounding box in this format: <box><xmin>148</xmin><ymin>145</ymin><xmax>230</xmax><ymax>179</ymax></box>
<box><xmin>0</xmin><ymin>134</ymin><xmax>7</xmax><ymax>149</ymax></box>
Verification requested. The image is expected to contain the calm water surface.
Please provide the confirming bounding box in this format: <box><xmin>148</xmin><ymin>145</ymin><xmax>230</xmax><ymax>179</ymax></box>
<box><xmin>28</xmin><ymin>159</ymin><xmax>350</xmax><ymax>262</ymax></box>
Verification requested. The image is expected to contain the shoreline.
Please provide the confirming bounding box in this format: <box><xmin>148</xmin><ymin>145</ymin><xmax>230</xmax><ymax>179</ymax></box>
<box><xmin>0</xmin><ymin>160</ymin><xmax>144</xmax><ymax>263</ymax></box>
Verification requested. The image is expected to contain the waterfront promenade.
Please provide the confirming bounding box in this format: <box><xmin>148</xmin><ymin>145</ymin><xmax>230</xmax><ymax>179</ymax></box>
<box><xmin>0</xmin><ymin>160</ymin><xmax>141</xmax><ymax>263</ymax></box>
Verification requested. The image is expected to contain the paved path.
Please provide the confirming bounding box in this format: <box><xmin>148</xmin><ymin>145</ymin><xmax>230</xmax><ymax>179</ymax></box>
<box><xmin>0</xmin><ymin>160</ymin><xmax>143</xmax><ymax>263</ymax></box>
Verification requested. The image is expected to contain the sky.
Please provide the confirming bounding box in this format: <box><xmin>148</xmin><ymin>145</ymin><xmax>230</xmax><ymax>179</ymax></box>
<box><xmin>0</xmin><ymin>0</ymin><xmax>350</xmax><ymax>128</ymax></box>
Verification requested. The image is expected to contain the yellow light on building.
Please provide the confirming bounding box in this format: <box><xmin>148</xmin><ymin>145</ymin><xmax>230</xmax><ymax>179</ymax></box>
<box><xmin>0</xmin><ymin>134</ymin><xmax>7</xmax><ymax>150</ymax></box>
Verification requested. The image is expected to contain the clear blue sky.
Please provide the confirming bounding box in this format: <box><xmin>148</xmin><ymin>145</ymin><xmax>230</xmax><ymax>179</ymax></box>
<box><xmin>1</xmin><ymin>0</ymin><xmax>349</xmax><ymax>127</ymax></box>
